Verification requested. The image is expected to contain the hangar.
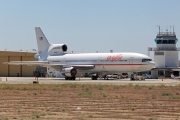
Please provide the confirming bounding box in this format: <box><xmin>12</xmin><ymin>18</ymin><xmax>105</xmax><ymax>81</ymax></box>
<box><xmin>0</xmin><ymin>51</ymin><xmax>36</xmax><ymax>77</ymax></box>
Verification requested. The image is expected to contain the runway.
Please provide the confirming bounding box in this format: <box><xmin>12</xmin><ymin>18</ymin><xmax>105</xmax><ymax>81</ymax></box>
<box><xmin>0</xmin><ymin>77</ymin><xmax>180</xmax><ymax>86</ymax></box>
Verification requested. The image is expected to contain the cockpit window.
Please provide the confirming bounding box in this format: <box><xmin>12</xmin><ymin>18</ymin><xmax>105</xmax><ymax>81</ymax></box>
<box><xmin>142</xmin><ymin>59</ymin><xmax>152</xmax><ymax>62</ymax></box>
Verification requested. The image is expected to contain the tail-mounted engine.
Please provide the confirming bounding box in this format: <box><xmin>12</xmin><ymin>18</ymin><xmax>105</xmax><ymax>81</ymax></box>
<box><xmin>61</xmin><ymin>67</ymin><xmax>77</xmax><ymax>77</ymax></box>
<box><xmin>48</xmin><ymin>44</ymin><xmax>67</xmax><ymax>56</ymax></box>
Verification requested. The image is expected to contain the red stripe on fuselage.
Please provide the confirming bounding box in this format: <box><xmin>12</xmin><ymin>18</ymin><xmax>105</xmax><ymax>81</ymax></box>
<box><xmin>95</xmin><ymin>64</ymin><xmax>143</xmax><ymax>66</ymax></box>
<box><xmin>71</xmin><ymin>64</ymin><xmax>145</xmax><ymax>66</ymax></box>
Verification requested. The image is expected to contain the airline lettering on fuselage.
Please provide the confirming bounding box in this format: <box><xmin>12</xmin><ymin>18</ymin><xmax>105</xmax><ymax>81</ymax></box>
<box><xmin>107</xmin><ymin>54</ymin><xmax>123</xmax><ymax>61</ymax></box>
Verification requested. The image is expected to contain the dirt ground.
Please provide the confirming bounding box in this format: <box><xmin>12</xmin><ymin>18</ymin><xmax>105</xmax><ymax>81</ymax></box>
<box><xmin>0</xmin><ymin>84</ymin><xmax>180</xmax><ymax>120</ymax></box>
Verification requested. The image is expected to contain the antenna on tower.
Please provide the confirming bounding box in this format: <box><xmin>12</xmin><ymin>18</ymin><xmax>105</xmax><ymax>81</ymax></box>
<box><xmin>170</xmin><ymin>25</ymin><xmax>171</xmax><ymax>33</ymax></box>
<box><xmin>157</xmin><ymin>25</ymin><xmax>160</xmax><ymax>34</ymax></box>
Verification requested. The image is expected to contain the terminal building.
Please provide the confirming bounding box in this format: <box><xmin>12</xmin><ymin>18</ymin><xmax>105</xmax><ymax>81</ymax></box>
<box><xmin>148</xmin><ymin>29</ymin><xmax>180</xmax><ymax>78</ymax></box>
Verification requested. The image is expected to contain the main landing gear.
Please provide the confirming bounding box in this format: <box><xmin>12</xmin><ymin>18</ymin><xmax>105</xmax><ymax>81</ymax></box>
<box><xmin>91</xmin><ymin>76</ymin><xmax>98</xmax><ymax>80</ymax></box>
<box><xmin>65</xmin><ymin>76</ymin><xmax>76</xmax><ymax>80</ymax></box>
<box><xmin>91</xmin><ymin>73</ymin><xmax>99</xmax><ymax>80</ymax></box>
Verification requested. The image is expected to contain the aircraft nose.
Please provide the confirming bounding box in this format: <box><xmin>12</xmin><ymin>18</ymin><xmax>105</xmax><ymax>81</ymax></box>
<box><xmin>142</xmin><ymin>61</ymin><xmax>155</xmax><ymax>71</ymax></box>
<box><xmin>149</xmin><ymin>61</ymin><xmax>156</xmax><ymax>68</ymax></box>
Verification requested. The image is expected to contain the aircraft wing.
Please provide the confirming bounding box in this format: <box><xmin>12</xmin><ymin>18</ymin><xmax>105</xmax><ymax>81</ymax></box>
<box><xmin>44</xmin><ymin>64</ymin><xmax>95</xmax><ymax>70</ymax></box>
<box><xmin>4</xmin><ymin>61</ymin><xmax>49</xmax><ymax>66</ymax></box>
<box><xmin>4</xmin><ymin>61</ymin><xmax>95</xmax><ymax>70</ymax></box>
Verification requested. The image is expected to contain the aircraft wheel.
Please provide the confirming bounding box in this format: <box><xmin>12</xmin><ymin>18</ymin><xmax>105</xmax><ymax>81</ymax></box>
<box><xmin>72</xmin><ymin>76</ymin><xmax>76</xmax><ymax>80</ymax></box>
<box><xmin>65</xmin><ymin>76</ymin><xmax>68</xmax><ymax>80</ymax></box>
<box><xmin>92</xmin><ymin>76</ymin><xmax>96</xmax><ymax>80</ymax></box>
<box><xmin>103</xmin><ymin>75</ymin><xmax>107</xmax><ymax>80</ymax></box>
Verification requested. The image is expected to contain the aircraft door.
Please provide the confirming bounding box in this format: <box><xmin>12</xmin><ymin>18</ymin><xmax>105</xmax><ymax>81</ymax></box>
<box><xmin>129</xmin><ymin>57</ymin><xmax>134</xmax><ymax>71</ymax></box>
<box><xmin>98</xmin><ymin>57</ymin><xmax>105</xmax><ymax>71</ymax></box>
<box><xmin>129</xmin><ymin>57</ymin><xmax>134</xmax><ymax>64</ymax></box>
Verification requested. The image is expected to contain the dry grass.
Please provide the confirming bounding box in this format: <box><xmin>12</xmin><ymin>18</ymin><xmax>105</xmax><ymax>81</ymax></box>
<box><xmin>0</xmin><ymin>84</ymin><xmax>180</xmax><ymax>120</ymax></box>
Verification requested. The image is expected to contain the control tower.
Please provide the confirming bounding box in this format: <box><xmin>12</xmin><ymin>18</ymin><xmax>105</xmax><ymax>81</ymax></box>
<box><xmin>148</xmin><ymin>26</ymin><xmax>180</xmax><ymax>78</ymax></box>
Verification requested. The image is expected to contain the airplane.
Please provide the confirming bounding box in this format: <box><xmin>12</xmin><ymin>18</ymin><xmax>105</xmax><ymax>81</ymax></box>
<box><xmin>5</xmin><ymin>27</ymin><xmax>155</xmax><ymax>80</ymax></box>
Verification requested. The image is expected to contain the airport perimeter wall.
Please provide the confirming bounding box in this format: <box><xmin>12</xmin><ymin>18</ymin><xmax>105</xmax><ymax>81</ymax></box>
<box><xmin>0</xmin><ymin>51</ymin><xmax>36</xmax><ymax>77</ymax></box>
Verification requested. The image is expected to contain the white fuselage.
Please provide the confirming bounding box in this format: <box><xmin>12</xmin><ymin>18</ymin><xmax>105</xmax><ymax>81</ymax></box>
<box><xmin>47</xmin><ymin>52</ymin><xmax>155</xmax><ymax>73</ymax></box>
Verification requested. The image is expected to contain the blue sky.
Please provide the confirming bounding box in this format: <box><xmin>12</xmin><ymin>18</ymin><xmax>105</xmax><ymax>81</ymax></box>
<box><xmin>0</xmin><ymin>0</ymin><xmax>180</xmax><ymax>59</ymax></box>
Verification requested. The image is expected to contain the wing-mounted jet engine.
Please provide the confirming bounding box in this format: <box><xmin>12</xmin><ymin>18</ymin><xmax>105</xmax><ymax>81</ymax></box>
<box><xmin>61</xmin><ymin>67</ymin><xmax>77</xmax><ymax>80</ymax></box>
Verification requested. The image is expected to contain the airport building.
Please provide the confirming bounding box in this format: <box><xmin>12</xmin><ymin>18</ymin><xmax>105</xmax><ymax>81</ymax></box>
<box><xmin>148</xmin><ymin>29</ymin><xmax>180</xmax><ymax>78</ymax></box>
<box><xmin>0</xmin><ymin>51</ymin><xmax>36</xmax><ymax>77</ymax></box>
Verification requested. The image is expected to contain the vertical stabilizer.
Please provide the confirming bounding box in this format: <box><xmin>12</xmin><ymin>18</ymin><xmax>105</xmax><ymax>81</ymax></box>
<box><xmin>35</xmin><ymin>27</ymin><xmax>50</xmax><ymax>60</ymax></box>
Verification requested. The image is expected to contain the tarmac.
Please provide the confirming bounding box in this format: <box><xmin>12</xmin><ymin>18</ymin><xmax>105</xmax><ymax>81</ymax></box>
<box><xmin>0</xmin><ymin>77</ymin><xmax>180</xmax><ymax>86</ymax></box>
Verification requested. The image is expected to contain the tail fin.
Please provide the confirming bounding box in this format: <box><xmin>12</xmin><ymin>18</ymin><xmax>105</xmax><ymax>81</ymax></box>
<box><xmin>35</xmin><ymin>27</ymin><xmax>50</xmax><ymax>60</ymax></box>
